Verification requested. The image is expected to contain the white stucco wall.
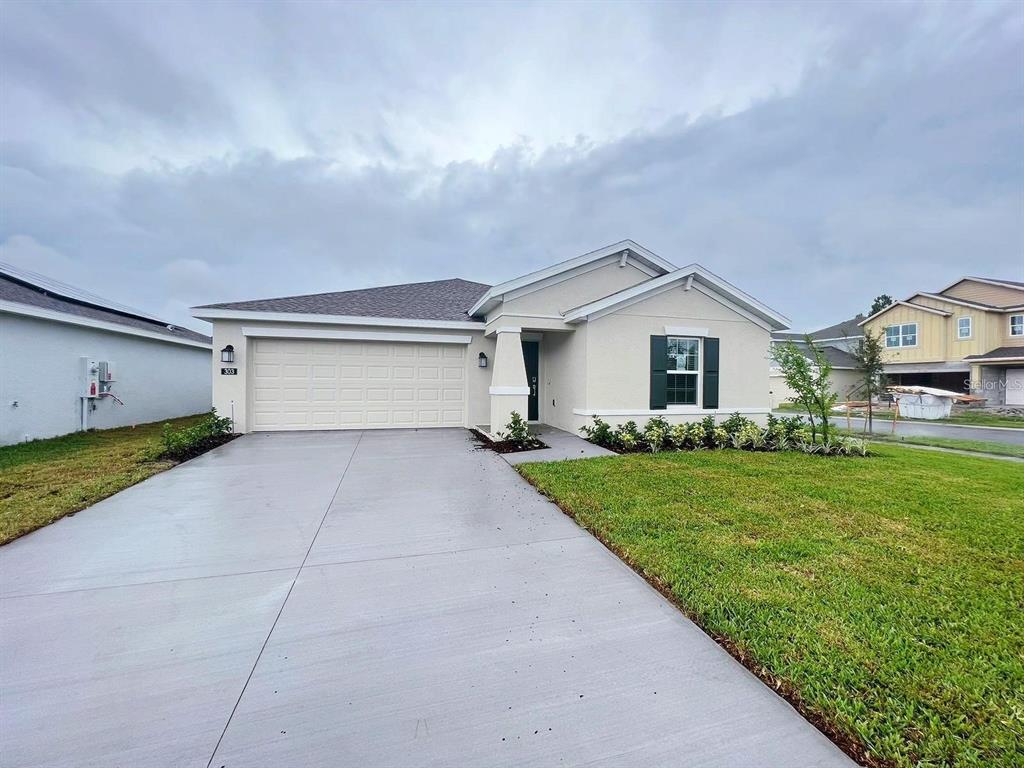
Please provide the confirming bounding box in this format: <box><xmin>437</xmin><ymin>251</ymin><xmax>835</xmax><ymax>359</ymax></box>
<box><xmin>538</xmin><ymin>327</ymin><xmax>587</xmax><ymax>433</ymax></box>
<box><xmin>1</xmin><ymin>313</ymin><xmax>212</xmax><ymax>445</ymax></box>
<box><xmin>571</xmin><ymin>285</ymin><xmax>773</xmax><ymax>431</ymax></box>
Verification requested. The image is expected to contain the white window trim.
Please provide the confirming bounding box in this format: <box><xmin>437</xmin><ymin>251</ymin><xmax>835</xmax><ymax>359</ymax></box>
<box><xmin>957</xmin><ymin>316</ymin><xmax>972</xmax><ymax>340</ymax></box>
<box><xmin>1010</xmin><ymin>314</ymin><xmax>1024</xmax><ymax>337</ymax></box>
<box><xmin>885</xmin><ymin>322</ymin><xmax>918</xmax><ymax>348</ymax></box>
<box><xmin>667</xmin><ymin>336</ymin><xmax>701</xmax><ymax>407</ymax></box>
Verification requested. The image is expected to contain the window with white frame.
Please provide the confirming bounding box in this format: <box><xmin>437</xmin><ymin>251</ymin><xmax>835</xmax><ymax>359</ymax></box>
<box><xmin>1011</xmin><ymin>314</ymin><xmax>1024</xmax><ymax>337</ymax></box>
<box><xmin>958</xmin><ymin>316</ymin><xmax>972</xmax><ymax>339</ymax></box>
<box><xmin>666</xmin><ymin>337</ymin><xmax>700</xmax><ymax>405</ymax></box>
<box><xmin>885</xmin><ymin>323</ymin><xmax>918</xmax><ymax>348</ymax></box>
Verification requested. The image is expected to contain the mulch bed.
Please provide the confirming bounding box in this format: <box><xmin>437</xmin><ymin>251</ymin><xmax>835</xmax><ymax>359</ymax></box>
<box><xmin>470</xmin><ymin>429</ymin><xmax>548</xmax><ymax>454</ymax></box>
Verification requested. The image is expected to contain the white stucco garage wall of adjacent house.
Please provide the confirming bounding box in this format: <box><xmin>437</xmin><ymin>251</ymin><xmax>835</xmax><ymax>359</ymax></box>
<box><xmin>0</xmin><ymin>314</ymin><xmax>212</xmax><ymax>445</ymax></box>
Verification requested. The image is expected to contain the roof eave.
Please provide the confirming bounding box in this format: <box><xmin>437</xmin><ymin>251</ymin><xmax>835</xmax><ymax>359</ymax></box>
<box><xmin>190</xmin><ymin>306</ymin><xmax>485</xmax><ymax>330</ymax></box>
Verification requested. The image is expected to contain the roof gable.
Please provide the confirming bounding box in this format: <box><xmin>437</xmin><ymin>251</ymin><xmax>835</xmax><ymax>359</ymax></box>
<box><xmin>468</xmin><ymin>240</ymin><xmax>675</xmax><ymax>318</ymax></box>
<box><xmin>562</xmin><ymin>264</ymin><xmax>790</xmax><ymax>331</ymax></box>
<box><xmin>859</xmin><ymin>299</ymin><xmax>952</xmax><ymax>325</ymax></box>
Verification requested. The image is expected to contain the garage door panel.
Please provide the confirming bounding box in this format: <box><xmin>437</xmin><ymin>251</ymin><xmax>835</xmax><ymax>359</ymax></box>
<box><xmin>1007</xmin><ymin>369</ymin><xmax>1024</xmax><ymax>405</ymax></box>
<box><xmin>249</xmin><ymin>339</ymin><xmax>466</xmax><ymax>431</ymax></box>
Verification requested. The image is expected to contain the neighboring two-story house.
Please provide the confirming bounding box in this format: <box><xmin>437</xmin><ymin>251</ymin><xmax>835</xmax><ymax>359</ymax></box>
<box><xmin>860</xmin><ymin>277</ymin><xmax>1024</xmax><ymax>406</ymax></box>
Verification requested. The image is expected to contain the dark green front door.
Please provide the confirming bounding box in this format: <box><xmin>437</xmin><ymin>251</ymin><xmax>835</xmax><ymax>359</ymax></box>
<box><xmin>522</xmin><ymin>340</ymin><xmax>539</xmax><ymax>421</ymax></box>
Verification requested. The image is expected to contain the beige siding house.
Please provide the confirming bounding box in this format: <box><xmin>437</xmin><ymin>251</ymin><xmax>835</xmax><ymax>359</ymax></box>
<box><xmin>860</xmin><ymin>277</ymin><xmax>1024</xmax><ymax>405</ymax></box>
<box><xmin>191</xmin><ymin>240</ymin><xmax>790</xmax><ymax>435</ymax></box>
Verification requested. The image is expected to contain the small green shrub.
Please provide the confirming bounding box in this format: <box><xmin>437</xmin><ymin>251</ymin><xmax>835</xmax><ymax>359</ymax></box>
<box><xmin>687</xmin><ymin>421</ymin><xmax>708</xmax><ymax>449</ymax></box>
<box><xmin>158</xmin><ymin>410</ymin><xmax>234</xmax><ymax>461</ymax></box>
<box><xmin>614</xmin><ymin>420</ymin><xmax>642</xmax><ymax>451</ymax></box>
<box><xmin>497</xmin><ymin>411</ymin><xmax>543</xmax><ymax>451</ymax></box>
<box><xmin>721</xmin><ymin>411</ymin><xmax>755</xmax><ymax>436</ymax></box>
<box><xmin>642</xmin><ymin>416</ymin><xmax>670</xmax><ymax>452</ymax></box>
<box><xmin>581</xmin><ymin>416</ymin><xmax>615</xmax><ymax>448</ymax></box>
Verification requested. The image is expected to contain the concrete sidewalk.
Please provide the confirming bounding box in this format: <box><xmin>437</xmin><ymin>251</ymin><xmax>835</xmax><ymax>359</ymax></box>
<box><xmin>1</xmin><ymin>429</ymin><xmax>853</xmax><ymax>768</ymax></box>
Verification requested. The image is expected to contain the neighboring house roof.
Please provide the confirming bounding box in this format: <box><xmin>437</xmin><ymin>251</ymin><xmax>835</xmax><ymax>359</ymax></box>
<box><xmin>963</xmin><ymin>346</ymin><xmax>1024</xmax><ymax>362</ymax></box>
<box><xmin>773</xmin><ymin>313</ymin><xmax>865</xmax><ymax>342</ymax></box>
<box><xmin>936</xmin><ymin>276</ymin><xmax>1024</xmax><ymax>293</ymax></box>
<box><xmin>196</xmin><ymin>278</ymin><xmax>490</xmax><ymax>323</ymax></box>
<box><xmin>911</xmin><ymin>291</ymin><xmax>1024</xmax><ymax>312</ymax></box>
<box><xmin>0</xmin><ymin>266</ymin><xmax>211</xmax><ymax>347</ymax></box>
<box><xmin>467</xmin><ymin>240</ymin><xmax>675</xmax><ymax>317</ymax></box>
<box><xmin>771</xmin><ymin>342</ymin><xmax>859</xmax><ymax>370</ymax></box>
<box><xmin>561</xmin><ymin>264</ymin><xmax>791</xmax><ymax>331</ymax></box>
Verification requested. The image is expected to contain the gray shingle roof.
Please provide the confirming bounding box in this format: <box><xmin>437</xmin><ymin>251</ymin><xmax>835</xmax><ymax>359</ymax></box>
<box><xmin>772</xmin><ymin>314</ymin><xmax>865</xmax><ymax>342</ymax></box>
<box><xmin>1</xmin><ymin>273</ymin><xmax>211</xmax><ymax>344</ymax></box>
<box><xmin>195</xmin><ymin>278</ymin><xmax>491</xmax><ymax>323</ymax></box>
<box><xmin>963</xmin><ymin>346</ymin><xmax>1024</xmax><ymax>361</ymax></box>
<box><xmin>773</xmin><ymin>341</ymin><xmax>859</xmax><ymax>369</ymax></box>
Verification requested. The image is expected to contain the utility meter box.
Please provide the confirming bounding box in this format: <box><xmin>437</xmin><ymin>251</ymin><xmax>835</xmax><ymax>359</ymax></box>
<box><xmin>99</xmin><ymin>361</ymin><xmax>116</xmax><ymax>383</ymax></box>
<box><xmin>80</xmin><ymin>357</ymin><xmax>100</xmax><ymax>398</ymax></box>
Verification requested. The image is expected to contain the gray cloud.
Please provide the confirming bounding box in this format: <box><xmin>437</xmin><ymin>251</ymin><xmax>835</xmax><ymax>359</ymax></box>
<box><xmin>1</xmin><ymin>0</ymin><xmax>1021</xmax><ymax>332</ymax></box>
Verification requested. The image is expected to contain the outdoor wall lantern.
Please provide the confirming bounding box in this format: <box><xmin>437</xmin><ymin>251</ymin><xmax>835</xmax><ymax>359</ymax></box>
<box><xmin>221</xmin><ymin>344</ymin><xmax>235</xmax><ymax>363</ymax></box>
<box><xmin>478</xmin><ymin>352</ymin><xmax>488</xmax><ymax>368</ymax></box>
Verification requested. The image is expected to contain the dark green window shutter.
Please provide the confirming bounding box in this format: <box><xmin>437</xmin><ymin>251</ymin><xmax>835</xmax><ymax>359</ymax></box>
<box><xmin>650</xmin><ymin>336</ymin><xmax>668</xmax><ymax>410</ymax></box>
<box><xmin>703</xmin><ymin>337</ymin><xmax>720</xmax><ymax>409</ymax></box>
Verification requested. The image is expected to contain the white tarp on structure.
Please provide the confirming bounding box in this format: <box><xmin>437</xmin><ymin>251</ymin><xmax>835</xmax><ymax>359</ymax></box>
<box><xmin>888</xmin><ymin>385</ymin><xmax>965</xmax><ymax>420</ymax></box>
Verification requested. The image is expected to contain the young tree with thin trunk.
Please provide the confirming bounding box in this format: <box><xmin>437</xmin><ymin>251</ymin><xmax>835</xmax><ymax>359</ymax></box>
<box><xmin>853</xmin><ymin>330</ymin><xmax>886</xmax><ymax>433</ymax></box>
<box><xmin>772</xmin><ymin>338</ymin><xmax>838</xmax><ymax>443</ymax></box>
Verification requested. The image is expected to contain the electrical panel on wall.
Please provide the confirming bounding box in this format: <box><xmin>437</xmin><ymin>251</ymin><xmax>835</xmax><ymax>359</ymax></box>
<box><xmin>98</xmin><ymin>361</ymin><xmax>116</xmax><ymax>392</ymax></box>
<box><xmin>80</xmin><ymin>357</ymin><xmax>99</xmax><ymax>398</ymax></box>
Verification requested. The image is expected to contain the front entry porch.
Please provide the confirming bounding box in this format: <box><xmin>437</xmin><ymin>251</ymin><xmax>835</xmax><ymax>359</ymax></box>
<box><xmin>484</xmin><ymin>326</ymin><xmax>566</xmax><ymax>437</ymax></box>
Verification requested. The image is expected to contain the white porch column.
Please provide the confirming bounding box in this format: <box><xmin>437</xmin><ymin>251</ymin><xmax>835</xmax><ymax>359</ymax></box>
<box><xmin>489</xmin><ymin>327</ymin><xmax>529</xmax><ymax>435</ymax></box>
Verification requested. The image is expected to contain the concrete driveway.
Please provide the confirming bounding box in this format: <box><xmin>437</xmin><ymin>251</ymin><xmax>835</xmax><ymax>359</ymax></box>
<box><xmin>1</xmin><ymin>429</ymin><xmax>852</xmax><ymax>768</ymax></box>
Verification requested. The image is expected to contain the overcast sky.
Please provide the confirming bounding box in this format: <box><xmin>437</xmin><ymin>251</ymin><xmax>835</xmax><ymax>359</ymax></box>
<box><xmin>1</xmin><ymin>0</ymin><xmax>1022</xmax><ymax>333</ymax></box>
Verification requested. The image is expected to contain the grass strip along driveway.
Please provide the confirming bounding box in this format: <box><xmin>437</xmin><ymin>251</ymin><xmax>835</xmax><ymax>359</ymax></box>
<box><xmin>519</xmin><ymin>445</ymin><xmax>1024</xmax><ymax>767</ymax></box>
<box><xmin>0</xmin><ymin>415</ymin><xmax>205</xmax><ymax>545</ymax></box>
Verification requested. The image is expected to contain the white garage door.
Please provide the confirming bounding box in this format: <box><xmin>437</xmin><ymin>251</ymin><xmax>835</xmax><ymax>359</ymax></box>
<box><xmin>1006</xmin><ymin>369</ymin><xmax>1024</xmax><ymax>406</ymax></box>
<box><xmin>249</xmin><ymin>338</ymin><xmax>467</xmax><ymax>430</ymax></box>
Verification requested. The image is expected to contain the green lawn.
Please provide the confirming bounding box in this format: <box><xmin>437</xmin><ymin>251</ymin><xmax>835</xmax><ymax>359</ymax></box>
<box><xmin>519</xmin><ymin>446</ymin><xmax>1024</xmax><ymax>767</ymax></box>
<box><xmin>0</xmin><ymin>415</ymin><xmax>206</xmax><ymax>545</ymax></box>
<box><xmin>775</xmin><ymin>402</ymin><xmax>1024</xmax><ymax>429</ymax></box>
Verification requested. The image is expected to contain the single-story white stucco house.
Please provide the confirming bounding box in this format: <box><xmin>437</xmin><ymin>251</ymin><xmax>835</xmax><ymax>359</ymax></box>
<box><xmin>191</xmin><ymin>241</ymin><xmax>790</xmax><ymax>436</ymax></box>
<box><xmin>0</xmin><ymin>264</ymin><xmax>213</xmax><ymax>445</ymax></box>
